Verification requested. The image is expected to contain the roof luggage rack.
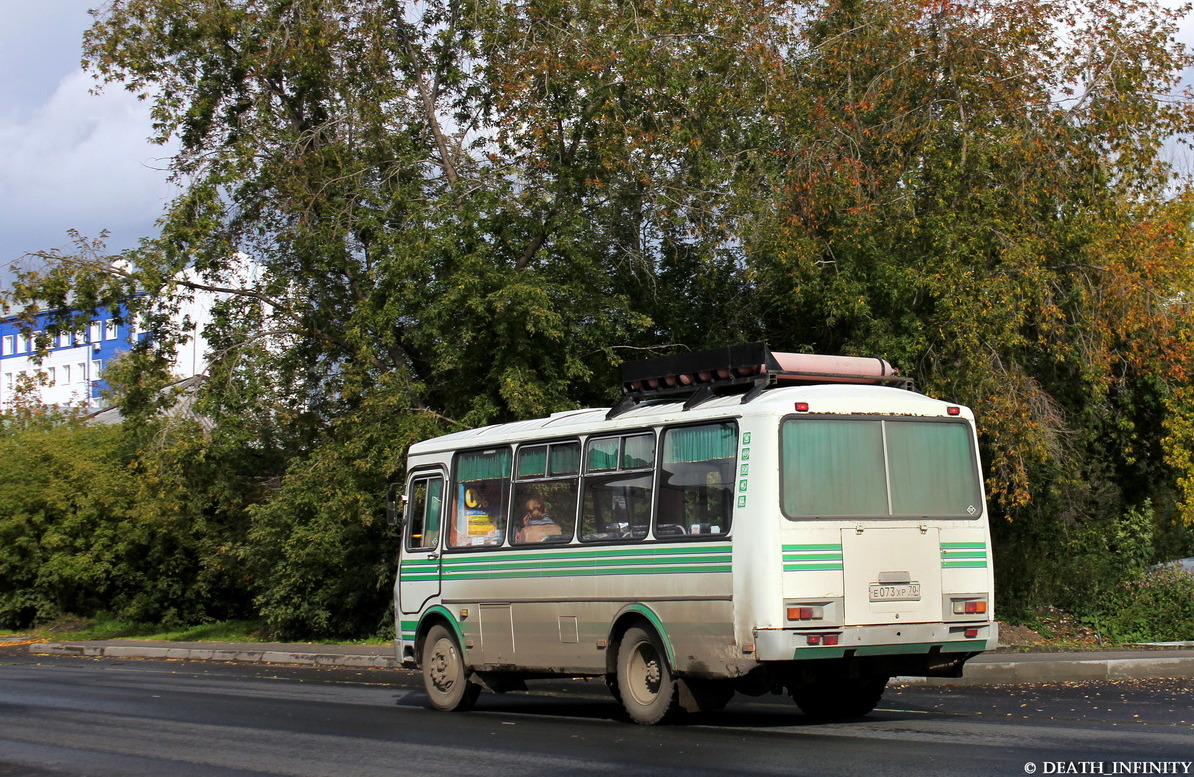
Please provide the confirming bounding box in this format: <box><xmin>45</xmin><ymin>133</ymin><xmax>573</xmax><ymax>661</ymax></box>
<box><xmin>607</xmin><ymin>343</ymin><xmax>912</xmax><ymax>419</ymax></box>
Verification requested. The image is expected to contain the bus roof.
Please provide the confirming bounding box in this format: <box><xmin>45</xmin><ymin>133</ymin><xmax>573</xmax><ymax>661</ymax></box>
<box><xmin>408</xmin><ymin>384</ymin><xmax>970</xmax><ymax>457</ymax></box>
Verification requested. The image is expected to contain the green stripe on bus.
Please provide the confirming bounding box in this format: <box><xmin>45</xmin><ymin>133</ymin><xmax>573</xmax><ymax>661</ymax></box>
<box><xmin>942</xmin><ymin>561</ymin><xmax>988</xmax><ymax>568</ymax></box>
<box><xmin>789</xmin><ymin>640</ymin><xmax>990</xmax><ymax>660</ymax></box>
<box><xmin>939</xmin><ymin>542</ymin><xmax>987</xmax><ymax>549</ymax></box>
<box><xmin>783</xmin><ymin>553</ymin><xmax>844</xmax><ymax>561</ymax></box>
<box><xmin>778</xmin><ymin>546</ymin><xmax>845</xmax><ymax>553</ymax></box>
<box><xmin>440</xmin><ymin>565</ymin><xmax>732</xmax><ymax>580</ymax></box>
<box><xmin>853</xmin><ymin>640</ymin><xmax>988</xmax><ymax>656</ymax></box>
<box><xmin>441</xmin><ymin>556</ymin><xmax>730</xmax><ymax>573</ymax></box>
<box><xmin>783</xmin><ymin>563</ymin><xmax>844</xmax><ymax>571</ymax></box>
<box><xmin>443</xmin><ymin>546</ymin><xmax>731</xmax><ymax>564</ymax></box>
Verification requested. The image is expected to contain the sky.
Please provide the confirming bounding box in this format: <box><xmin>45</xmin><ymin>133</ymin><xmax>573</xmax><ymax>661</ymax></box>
<box><xmin>0</xmin><ymin>0</ymin><xmax>177</xmax><ymax>289</ymax></box>
<box><xmin>2</xmin><ymin>3</ymin><xmax>1194</xmax><ymax>293</ymax></box>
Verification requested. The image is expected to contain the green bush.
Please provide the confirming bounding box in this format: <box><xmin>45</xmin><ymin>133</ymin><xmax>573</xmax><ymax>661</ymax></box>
<box><xmin>1095</xmin><ymin>566</ymin><xmax>1194</xmax><ymax>644</ymax></box>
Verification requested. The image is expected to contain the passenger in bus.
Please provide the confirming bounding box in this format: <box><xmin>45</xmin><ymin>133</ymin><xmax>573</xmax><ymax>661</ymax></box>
<box><xmin>516</xmin><ymin>497</ymin><xmax>563</xmax><ymax>543</ymax></box>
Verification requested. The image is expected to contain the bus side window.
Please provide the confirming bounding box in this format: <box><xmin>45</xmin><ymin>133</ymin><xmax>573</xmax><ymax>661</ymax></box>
<box><xmin>581</xmin><ymin>433</ymin><xmax>654</xmax><ymax>542</ymax></box>
<box><xmin>450</xmin><ymin>448</ymin><xmax>512</xmax><ymax>548</ymax></box>
<box><xmin>512</xmin><ymin>442</ymin><xmax>579</xmax><ymax>544</ymax></box>
<box><xmin>658</xmin><ymin>422</ymin><xmax>737</xmax><ymax>537</ymax></box>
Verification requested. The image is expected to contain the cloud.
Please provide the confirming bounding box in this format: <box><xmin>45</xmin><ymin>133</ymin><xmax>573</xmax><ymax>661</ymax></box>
<box><xmin>0</xmin><ymin>69</ymin><xmax>176</xmax><ymax>269</ymax></box>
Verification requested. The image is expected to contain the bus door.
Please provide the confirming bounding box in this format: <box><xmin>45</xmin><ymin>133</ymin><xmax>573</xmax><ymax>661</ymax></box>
<box><xmin>399</xmin><ymin>472</ymin><xmax>445</xmax><ymax>615</ymax></box>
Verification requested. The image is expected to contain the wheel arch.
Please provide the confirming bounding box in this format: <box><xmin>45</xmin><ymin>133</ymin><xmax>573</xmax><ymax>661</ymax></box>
<box><xmin>415</xmin><ymin>606</ymin><xmax>465</xmax><ymax>668</ymax></box>
<box><xmin>605</xmin><ymin>604</ymin><xmax>676</xmax><ymax>675</ymax></box>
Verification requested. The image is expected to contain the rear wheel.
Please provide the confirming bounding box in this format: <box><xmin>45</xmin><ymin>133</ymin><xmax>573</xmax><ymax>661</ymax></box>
<box><xmin>616</xmin><ymin>626</ymin><xmax>679</xmax><ymax>725</ymax></box>
<box><xmin>421</xmin><ymin>624</ymin><xmax>481</xmax><ymax>712</ymax></box>
<box><xmin>792</xmin><ymin>675</ymin><xmax>889</xmax><ymax>720</ymax></box>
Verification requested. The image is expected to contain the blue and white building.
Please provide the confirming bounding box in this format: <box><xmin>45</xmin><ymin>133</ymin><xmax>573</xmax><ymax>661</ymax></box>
<box><xmin>0</xmin><ymin>294</ymin><xmax>218</xmax><ymax>411</ymax></box>
<box><xmin>0</xmin><ymin>305</ymin><xmax>141</xmax><ymax>408</ymax></box>
<box><xmin>1</xmin><ymin>258</ymin><xmax>259</xmax><ymax>412</ymax></box>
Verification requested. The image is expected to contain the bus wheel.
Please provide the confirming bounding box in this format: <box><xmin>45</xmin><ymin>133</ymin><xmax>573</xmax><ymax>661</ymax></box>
<box><xmin>792</xmin><ymin>675</ymin><xmax>889</xmax><ymax>720</ymax></box>
<box><xmin>616</xmin><ymin>626</ymin><xmax>679</xmax><ymax>725</ymax></box>
<box><xmin>422</xmin><ymin>624</ymin><xmax>481</xmax><ymax>712</ymax></box>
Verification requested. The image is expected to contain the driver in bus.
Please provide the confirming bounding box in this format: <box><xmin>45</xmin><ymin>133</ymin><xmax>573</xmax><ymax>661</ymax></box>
<box><xmin>516</xmin><ymin>497</ymin><xmax>562</xmax><ymax>543</ymax></box>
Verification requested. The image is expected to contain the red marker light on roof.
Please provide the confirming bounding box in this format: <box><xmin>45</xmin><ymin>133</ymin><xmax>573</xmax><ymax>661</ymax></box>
<box><xmin>795</xmin><ymin>402</ymin><xmax>810</xmax><ymax>413</ymax></box>
<box><xmin>947</xmin><ymin>406</ymin><xmax>961</xmax><ymax>416</ymax></box>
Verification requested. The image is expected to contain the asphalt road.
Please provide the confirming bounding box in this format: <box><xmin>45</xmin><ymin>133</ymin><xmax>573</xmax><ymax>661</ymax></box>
<box><xmin>0</xmin><ymin>649</ymin><xmax>1191</xmax><ymax>777</ymax></box>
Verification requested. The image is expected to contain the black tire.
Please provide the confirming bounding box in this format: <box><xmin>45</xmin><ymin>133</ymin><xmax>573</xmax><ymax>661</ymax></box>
<box><xmin>792</xmin><ymin>675</ymin><xmax>889</xmax><ymax>720</ymax></box>
<box><xmin>616</xmin><ymin>625</ymin><xmax>679</xmax><ymax>725</ymax></box>
<box><xmin>421</xmin><ymin>624</ymin><xmax>481</xmax><ymax>712</ymax></box>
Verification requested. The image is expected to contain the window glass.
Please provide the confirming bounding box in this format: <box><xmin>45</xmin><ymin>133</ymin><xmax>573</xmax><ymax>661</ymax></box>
<box><xmin>1</xmin><ymin>335</ymin><xmax>12</xmax><ymax>356</ymax></box>
<box><xmin>548</xmin><ymin>442</ymin><xmax>580</xmax><ymax>476</ymax></box>
<box><xmin>517</xmin><ymin>446</ymin><xmax>547</xmax><ymax>479</ymax></box>
<box><xmin>622</xmin><ymin>434</ymin><xmax>655</xmax><ymax>469</ymax></box>
<box><xmin>587</xmin><ymin>437</ymin><xmax>620</xmax><ymax>472</ymax></box>
<box><xmin>658</xmin><ymin>422</ymin><xmax>737</xmax><ymax>537</ymax></box>
<box><xmin>581</xmin><ymin>472</ymin><xmax>652</xmax><ymax>541</ymax></box>
<box><xmin>781</xmin><ymin>418</ymin><xmax>983</xmax><ymax>519</ymax></box>
<box><xmin>782</xmin><ymin>420</ymin><xmax>887</xmax><ymax>517</ymax></box>
<box><xmin>887</xmin><ymin>422</ymin><xmax>983</xmax><ymax>517</ymax></box>
<box><xmin>450</xmin><ymin>449</ymin><xmax>511</xmax><ymax>548</ymax></box>
<box><xmin>511</xmin><ymin>441</ymin><xmax>579</xmax><ymax>544</ymax></box>
<box><xmin>407</xmin><ymin>477</ymin><xmax>444</xmax><ymax>551</ymax></box>
<box><xmin>512</xmin><ymin>479</ymin><xmax>578</xmax><ymax>544</ymax></box>
<box><xmin>581</xmin><ymin>432</ymin><xmax>655</xmax><ymax>542</ymax></box>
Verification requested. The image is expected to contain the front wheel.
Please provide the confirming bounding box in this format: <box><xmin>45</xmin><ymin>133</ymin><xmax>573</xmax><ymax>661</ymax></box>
<box><xmin>421</xmin><ymin>624</ymin><xmax>481</xmax><ymax>712</ymax></box>
<box><xmin>616</xmin><ymin>625</ymin><xmax>679</xmax><ymax>725</ymax></box>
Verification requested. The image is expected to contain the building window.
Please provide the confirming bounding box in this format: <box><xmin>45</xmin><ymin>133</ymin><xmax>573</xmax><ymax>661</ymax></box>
<box><xmin>47</xmin><ymin>367</ymin><xmax>56</xmax><ymax>386</ymax></box>
<box><xmin>104</xmin><ymin>320</ymin><xmax>118</xmax><ymax>341</ymax></box>
<box><xmin>4</xmin><ymin>373</ymin><xmax>12</xmax><ymax>390</ymax></box>
<box><xmin>78</xmin><ymin>362</ymin><xmax>86</xmax><ymax>381</ymax></box>
<box><xmin>58</xmin><ymin>332</ymin><xmax>72</xmax><ymax>348</ymax></box>
<box><xmin>1</xmin><ymin>335</ymin><xmax>12</xmax><ymax>356</ymax></box>
<box><xmin>61</xmin><ymin>364</ymin><xmax>71</xmax><ymax>384</ymax></box>
<box><xmin>89</xmin><ymin>321</ymin><xmax>101</xmax><ymax>343</ymax></box>
<box><xmin>18</xmin><ymin>333</ymin><xmax>30</xmax><ymax>353</ymax></box>
<box><xmin>92</xmin><ymin>359</ymin><xmax>103</xmax><ymax>380</ymax></box>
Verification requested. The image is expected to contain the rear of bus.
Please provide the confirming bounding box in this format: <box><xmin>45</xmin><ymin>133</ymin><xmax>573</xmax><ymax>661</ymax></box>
<box><xmin>746</xmin><ymin>386</ymin><xmax>995</xmax><ymax>717</ymax></box>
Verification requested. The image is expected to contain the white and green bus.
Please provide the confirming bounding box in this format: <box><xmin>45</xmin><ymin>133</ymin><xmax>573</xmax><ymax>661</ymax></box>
<box><xmin>390</xmin><ymin>344</ymin><xmax>995</xmax><ymax>724</ymax></box>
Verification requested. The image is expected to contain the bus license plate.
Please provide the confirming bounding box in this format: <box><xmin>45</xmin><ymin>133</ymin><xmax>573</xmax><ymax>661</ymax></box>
<box><xmin>868</xmin><ymin>582</ymin><xmax>921</xmax><ymax>602</ymax></box>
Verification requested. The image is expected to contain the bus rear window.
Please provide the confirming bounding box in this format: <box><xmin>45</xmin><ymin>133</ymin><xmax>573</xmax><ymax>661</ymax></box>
<box><xmin>781</xmin><ymin>418</ymin><xmax>982</xmax><ymax>519</ymax></box>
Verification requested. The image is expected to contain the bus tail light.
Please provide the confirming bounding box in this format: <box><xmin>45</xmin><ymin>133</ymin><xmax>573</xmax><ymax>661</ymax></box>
<box><xmin>807</xmin><ymin>634</ymin><xmax>839</xmax><ymax>646</ymax></box>
<box><xmin>787</xmin><ymin>605</ymin><xmax>823</xmax><ymax>621</ymax></box>
<box><xmin>951</xmin><ymin>599</ymin><xmax>988</xmax><ymax>615</ymax></box>
<box><xmin>794</xmin><ymin>402</ymin><xmax>810</xmax><ymax>413</ymax></box>
<box><xmin>947</xmin><ymin>406</ymin><xmax>961</xmax><ymax>416</ymax></box>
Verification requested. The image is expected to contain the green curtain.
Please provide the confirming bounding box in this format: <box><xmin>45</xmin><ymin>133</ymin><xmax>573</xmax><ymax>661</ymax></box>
<box><xmin>517</xmin><ymin>446</ymin><xmax>547</xmax><ymax>478</ymax></box>
<box><xmin>782</xmin><ymin>420</ymin><xmax>887</xmax><ymax>517</ymax></box>
<box><xmin>664</xmin><ymin>423</ymin><xmax>737</xmax><ymax>464</ymax></box>
<box><xmin>587</xmin><ymin>438</ymin><xmax>620</xmax><ymax>471</ymax></box>
<box><xmin>887</xmin><ymin>422</ymin><xmax>982</xmax><ymax>516</ymax></box>
<box><xmin>456</xmin><ymin>449</ymin><xmax>512</xmax><ymax>482</ymax></box>
<box><xmin>549</xmin><ymin>442</ymin><xmax>580</xmax><ymax>475</ymax></box>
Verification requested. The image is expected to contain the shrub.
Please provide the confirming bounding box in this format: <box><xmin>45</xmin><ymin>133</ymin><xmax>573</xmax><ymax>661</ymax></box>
<box><xmin>1095</xmin><ymin>566</ymin><xmax>1194</xmax><ymax>644</ymax></box>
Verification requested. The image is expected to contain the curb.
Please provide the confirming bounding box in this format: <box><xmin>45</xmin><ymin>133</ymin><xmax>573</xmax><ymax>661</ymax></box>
<box><xmin>29</xmin><ymin>641</ymin><xmax>400</xmax><ymax>670</ymax></box>
<box><xmin>898</xmin><ymin>654</ymin><xmax>1194</xmax><ymax>686</ymax></box>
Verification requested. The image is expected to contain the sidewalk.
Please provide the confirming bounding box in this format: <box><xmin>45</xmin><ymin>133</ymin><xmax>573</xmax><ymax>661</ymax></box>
<box><xmin>13</xmin><ymin>638</ymin><xmax>1194</xmax><ymax>685</ymax></box>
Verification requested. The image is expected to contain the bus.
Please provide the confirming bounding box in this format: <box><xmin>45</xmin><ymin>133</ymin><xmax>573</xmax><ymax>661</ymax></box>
<box><xmin>389</xmin><ymin>343</ymin><xmax>996</xmax><ymax>724</ymax></box>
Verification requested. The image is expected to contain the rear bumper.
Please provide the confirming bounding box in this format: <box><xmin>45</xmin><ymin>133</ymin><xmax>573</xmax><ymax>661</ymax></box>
<box><xmin>755</xmin><ymin>621</ymin><xmax>997</xmax><ymax>662</ymax></box>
